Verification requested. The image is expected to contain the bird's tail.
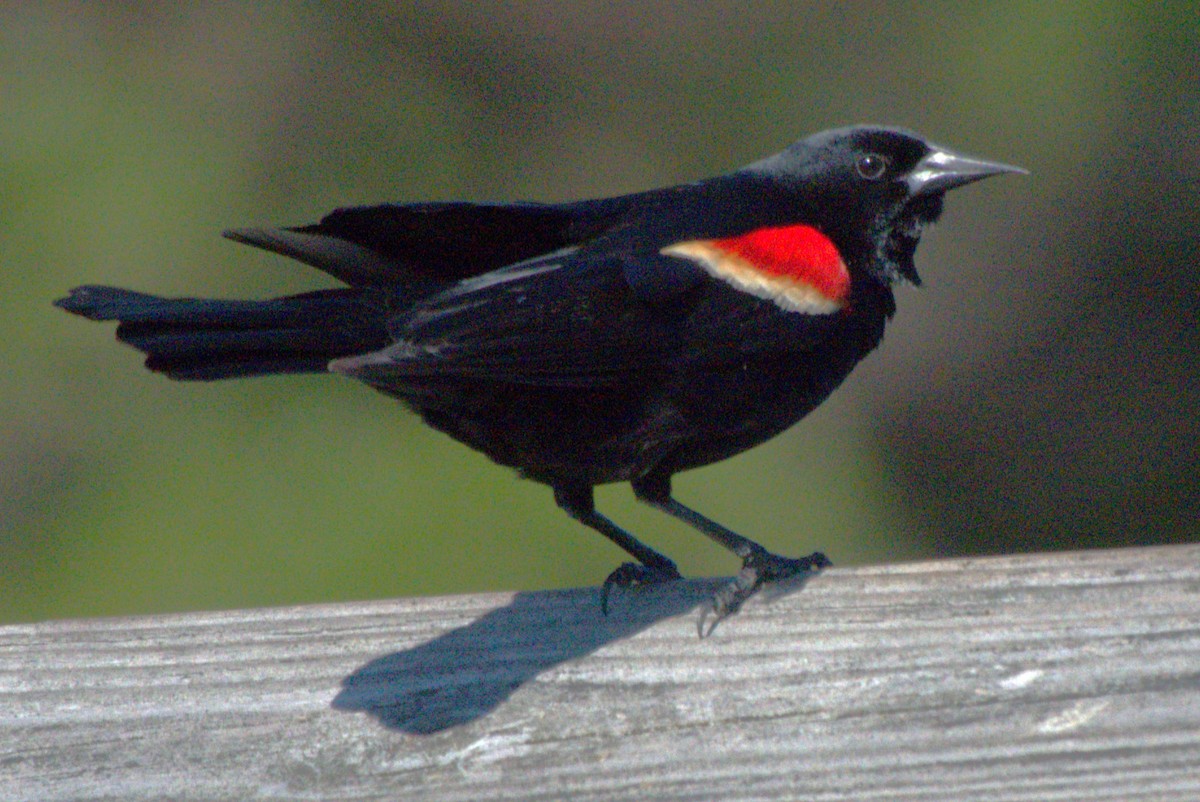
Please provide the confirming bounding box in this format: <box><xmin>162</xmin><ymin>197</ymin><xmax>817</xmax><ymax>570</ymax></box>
<box><xmin>55</xmin><ymin>285</ymin><xmax>391</xmax><ymax>380</ymax></box>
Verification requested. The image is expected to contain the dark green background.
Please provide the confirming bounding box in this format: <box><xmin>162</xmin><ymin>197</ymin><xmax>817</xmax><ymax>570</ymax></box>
<box><xmin>4</xmin><ymin>3</ymin><xmax>1197</xmax><ymax>623</ymax></box>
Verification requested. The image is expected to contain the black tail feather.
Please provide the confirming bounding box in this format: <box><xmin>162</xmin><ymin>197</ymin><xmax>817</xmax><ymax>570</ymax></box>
<box><xmin>55</xmin><ymin>285</ymin><xmax>390</xmax><ymax>380</ymax></box>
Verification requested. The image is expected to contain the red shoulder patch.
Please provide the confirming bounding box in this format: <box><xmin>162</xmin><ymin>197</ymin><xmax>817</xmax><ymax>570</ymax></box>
<box><xmin>661</xmin><ymin>224</ymin><xmax>850</xmax><ymax>314</ymax></box>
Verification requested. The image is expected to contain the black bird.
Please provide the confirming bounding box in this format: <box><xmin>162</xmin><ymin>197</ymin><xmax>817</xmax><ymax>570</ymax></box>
<box><xmin>56</xmin><ymin>126</ymin><xmax>1021</xmax><ymax>622</ymax></box>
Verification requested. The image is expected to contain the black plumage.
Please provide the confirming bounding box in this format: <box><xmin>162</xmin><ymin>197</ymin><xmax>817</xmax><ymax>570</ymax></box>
<box><xmin>57</xmin><ymin>126</ymin><xmax>1021</xmax><ymax>622</ymax></box>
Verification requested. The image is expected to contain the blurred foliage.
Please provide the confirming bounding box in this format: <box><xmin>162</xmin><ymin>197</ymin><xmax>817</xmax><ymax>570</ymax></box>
<box><xmin>2</xmin><ymin>2</ymin><xmax>1197</xmax><ymax>623</ymax></box>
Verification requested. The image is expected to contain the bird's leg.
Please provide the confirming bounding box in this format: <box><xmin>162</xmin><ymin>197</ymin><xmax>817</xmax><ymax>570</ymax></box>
<box><xmin>554</xmin><ymin>484</ymin><xmax>682</xmax><ymax>614</ymax></box>
<box><xmin>632</xmin><ymin>473</ymin><xmax>831</xmax><ymax>627</ymax></box>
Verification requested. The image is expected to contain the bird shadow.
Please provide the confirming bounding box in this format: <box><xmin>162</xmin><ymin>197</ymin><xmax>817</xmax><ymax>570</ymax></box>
<box><xmin>332</xmin><ymin>569</ymin><xmax>823</xmax><ymax>734</ymax></box>
<box><xmin>331</xmin><ymin>578</ymin><xmax>726</xmax><ymax>734</ymax></box>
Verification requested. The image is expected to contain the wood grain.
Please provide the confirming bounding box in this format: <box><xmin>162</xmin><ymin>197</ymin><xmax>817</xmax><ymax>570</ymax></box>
<box><xmin>3</xmin><ymin>544</ymin><xmax>1199</xmax><ymax>801</ymax></box>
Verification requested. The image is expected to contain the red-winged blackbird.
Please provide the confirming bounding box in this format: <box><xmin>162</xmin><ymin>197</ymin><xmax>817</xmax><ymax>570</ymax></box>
<box><xmin>56</xmin><ymin>126</ymin><xmax>1021</xmax><ymax>622</ymax></box>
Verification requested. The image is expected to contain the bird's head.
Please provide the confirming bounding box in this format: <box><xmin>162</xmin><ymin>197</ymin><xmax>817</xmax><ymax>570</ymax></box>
<box><xmin>740</xmin><ymin>126</ymin><xmax>1024</xmax><ymax>287</ymax></box>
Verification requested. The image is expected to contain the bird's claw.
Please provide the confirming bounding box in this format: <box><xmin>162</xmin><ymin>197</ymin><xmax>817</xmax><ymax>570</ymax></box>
<box><xmin>699</xmin><ymin>549</ymin><xmax>831</xmax><ymax>636</ymax></box>
<box><xmin>600</xmin><ymin>560</ymin><xmax>682</xmax><ymax>615</ymax></box>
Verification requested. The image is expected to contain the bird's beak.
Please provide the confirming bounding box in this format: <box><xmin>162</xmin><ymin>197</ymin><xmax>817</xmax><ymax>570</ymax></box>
<box><xmin>907</xmin><ymin>146</ymin><xmax>1026</xmax><ymax>196</ymax></box>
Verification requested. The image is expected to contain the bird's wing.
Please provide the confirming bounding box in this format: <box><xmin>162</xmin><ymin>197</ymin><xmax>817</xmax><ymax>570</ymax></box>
<box><xmin>225</xmin><ymin>200</ymin><xmax>634</xmax><ymax>289</ymax></box>
<box><xmin>330</xmin><ymin>247</ymin><xmax>845</xmax><ymax>389</ymax></box>
<box><xmin>330</xmin><ymin>251</ymin><xmax>675</xmax><ymax>388</ymax></box>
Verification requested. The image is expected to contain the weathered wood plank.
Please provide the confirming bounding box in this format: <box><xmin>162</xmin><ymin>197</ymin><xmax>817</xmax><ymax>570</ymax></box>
<box><xmin>2</xmin><ymin>544</ymin><xmax>1199</xmax><ymax>801</ymax></box>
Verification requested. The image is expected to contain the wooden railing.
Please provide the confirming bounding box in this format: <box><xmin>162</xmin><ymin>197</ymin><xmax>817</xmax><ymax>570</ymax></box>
<box><xmin>4</xmin><ymin>544</ymin><xmax>1198</xmax><ymax>800</ymax></box>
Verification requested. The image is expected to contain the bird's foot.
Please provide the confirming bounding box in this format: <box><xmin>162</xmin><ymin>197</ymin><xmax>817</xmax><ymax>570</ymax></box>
<box><xmin>600</xmin><ymin>560</ymin><xmax>683</xmax><ymax>615</ymax></box>
<box><xmin>700</xmin><ymin>549</ymin><xmax>831</xmax><ymax>636</ymax></box>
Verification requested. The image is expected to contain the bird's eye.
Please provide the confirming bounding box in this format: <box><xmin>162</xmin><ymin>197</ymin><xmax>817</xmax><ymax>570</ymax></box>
<box><xmin>855</xmin><ymin>153</ymin><xmax>888</xmax><ymax>180</ymax></box>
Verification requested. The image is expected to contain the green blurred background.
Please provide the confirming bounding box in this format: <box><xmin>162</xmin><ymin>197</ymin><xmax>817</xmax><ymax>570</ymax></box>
<box><xmin>3</xmin><ymin>3</ymin><xmax>1197</xmax><ymax>624</ymax></box>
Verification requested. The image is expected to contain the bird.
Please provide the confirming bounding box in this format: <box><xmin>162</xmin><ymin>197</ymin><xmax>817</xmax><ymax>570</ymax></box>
<box><xmin>55</xmin><ymin>126</ymin><xmax>1022</xmax><ymax>625</ymax></box>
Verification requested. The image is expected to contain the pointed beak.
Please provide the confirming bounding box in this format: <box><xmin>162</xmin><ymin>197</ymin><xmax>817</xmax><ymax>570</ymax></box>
<box><xmin>907</xmin><ymin>146</ymin><xmax>1026</xmax><ymax>196</ymax></box>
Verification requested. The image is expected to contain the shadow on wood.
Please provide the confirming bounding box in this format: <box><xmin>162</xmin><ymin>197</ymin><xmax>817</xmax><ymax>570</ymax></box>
<box><xmin>332</xmin><ymin>578</ymin><xmax>731</xmax><ymax>733</ymax></box>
